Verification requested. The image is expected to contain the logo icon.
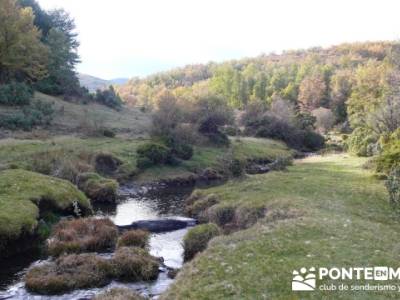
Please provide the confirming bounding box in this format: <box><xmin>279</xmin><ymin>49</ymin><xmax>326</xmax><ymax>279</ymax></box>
<box><xmin>292</xmin><ymin>267</ymin><xmax>316</xmax><ymax>291</ymax></box>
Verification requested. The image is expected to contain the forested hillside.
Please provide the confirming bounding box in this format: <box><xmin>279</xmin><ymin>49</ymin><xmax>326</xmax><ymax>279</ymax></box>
<box><xmin>118</xmin><ymin>41</ymin><xmax>400</xmax><ymax>172</ymax></box>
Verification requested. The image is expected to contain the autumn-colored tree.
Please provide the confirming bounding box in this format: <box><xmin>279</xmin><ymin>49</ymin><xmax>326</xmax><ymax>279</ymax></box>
<box><xmin>0</xmin><ymin>0</ymin><xmax>48</xmax><ymax>83</ymax></box>
<box><xmin>298</xmin><ymin>72</ymin><xmax>326</xmax><ymax>111</ymax></box>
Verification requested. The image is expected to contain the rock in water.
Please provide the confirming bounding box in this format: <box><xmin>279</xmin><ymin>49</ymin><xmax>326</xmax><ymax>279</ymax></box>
<box><xmin>117</xmin><ymin>218</ymin><xmax>197</xmax><ymax>233</ymax></box>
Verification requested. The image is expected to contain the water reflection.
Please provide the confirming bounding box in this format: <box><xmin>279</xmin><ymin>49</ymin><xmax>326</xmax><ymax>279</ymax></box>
<box><xmin>0</xmin><ymin>184</ymin><xmax>193</xmax><ymax>299</ymax></box>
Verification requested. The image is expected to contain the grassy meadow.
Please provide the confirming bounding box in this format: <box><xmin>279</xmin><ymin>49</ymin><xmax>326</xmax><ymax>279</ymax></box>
<box><xmin>163</xmin><ymin>154</ymin><xmax>399</xmax><ymax>299</ymax></box>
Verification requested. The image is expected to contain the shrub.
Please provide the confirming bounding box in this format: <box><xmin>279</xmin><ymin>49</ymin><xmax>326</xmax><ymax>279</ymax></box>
<box><xmin>346</xmin><ymin>127</ymin><xmax>377</xmax><ymax>156</ymax></box>
<box><xmin>223</xmin><ymin>125</ymin><xmax>240</xmax><ymax>136</ymax></box>
<box><xmin>0</xmin><ymin>100</ymin><xmax>55</xmax><ymax>130</ymax></box>
<box><xmin>183</xmin><ymin>223</ymin><xmax>221</xmax><ymax>261</ymax></box>
<box><xmin>95</xmin><ymin>86</ymin><xmax>123</xmax><ymax>109</ymax></box>
<box><xmin>25</xmin><ymin>253</ymin><xmax>112</xmax><ymax>294</ymax></box>
<box><xmin>94</xmin><ymin>153</ymin><xmax>122</xmax><ymax>175</ymax></box>
<box><xmin>376</xmin><ymin>132</ymin><xmax>400</xmax><ymax>173</ymax></box>
<box><xmin>386</xmin><ymin>167</ymin><xmax>400</xmax><ymax>207</ymax></box>
<box><xmin>229</xmin><ymin>159</ymin><xmax>245</xmax><ymax>177</ymax></box>
<box><xmin>111</xmin><ymin>247</ymin><xmax>159</xmax><ymax>281</ymax></box>
<box><xmin>30</xmin><ymin>149</ymin><xmax>93</xmax><ymax>183</ymax></box>
<box><xmin>170</xmin><ymin>143</ymin><xmax>193</xmax><ymax>160</ymax></box>
<box><xmin>47</xmin><ymin>218</ymin><xmax>118</xmax><ymax>257</ymax></box>
<box><xmin>94</xmin><ymin>288</ymin><xmax>145</xmax><ymax>300</ymax></box>
<box><xmin>77</xmin><ymin>172</ymin><xmax>119</xmax><ymax>203</ymax></box>
<box><xmin>250</xmin><ymin>114</ymin><xmax>324</xmax><ymax>151</ymax></box>
<box><xmin>117</xmin><ymin>230</ymin><xmax>150</xmax><ymax>249</ymax></box>
<box><xmin>0</xmin><ymin>82</ymin><xmax>33</xmax><ymax>106</ymax></box>
<box><xmin>136</xmin><ymin>142</ymin><xmax>172</xmax><ymax>168</ymax></box>
<box><xmin>102</xmin><ymin>128</ymin><xmax>116</xmax><ymax>138</ymax></box>
<box><xmin>302</xmin><ymin>130</ymin><xmax>325</xmax><ymax>151</ymax></box>
<box><xmin>206</xmin><ymin>131</ymin><xmax>230</xmax><ymax>146</ymax></box>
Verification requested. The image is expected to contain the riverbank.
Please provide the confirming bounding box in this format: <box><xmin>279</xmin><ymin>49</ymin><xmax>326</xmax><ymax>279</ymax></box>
<box><xmin>163</xmin><ymin>154</ymin><xmax>397</xmax><ymax>299</ymax></box>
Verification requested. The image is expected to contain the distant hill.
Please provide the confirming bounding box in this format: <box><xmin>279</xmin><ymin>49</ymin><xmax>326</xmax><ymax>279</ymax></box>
<box><xmin>78</xmin><ymin>74</ymin><xmax>129</xmax><ymax>93</ymax></box>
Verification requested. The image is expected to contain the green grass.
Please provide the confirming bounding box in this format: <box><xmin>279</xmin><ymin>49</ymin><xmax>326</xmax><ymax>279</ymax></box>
<box><xmin>0</xmin><ymin>169</ymin><xmax>90</xmax><ymax>240</ymax></box>
<box><xmin>0</xmin><ymin>92</ymin><xmax>151</xmax><ymax>137</ymax></box>
<box><xmin>163</xmin><ymin>154</ymin><xmax>400</xmax><ymax>299</ymax></box>
<box><xmin>0</xmin><ymin>136</ymin><xmax>293</xmax><ymax>182</ymax></box>
<box><xmin>136</xmin><ymin>137</ymin><xmax>293</xmax><ymax>182</ymax></box>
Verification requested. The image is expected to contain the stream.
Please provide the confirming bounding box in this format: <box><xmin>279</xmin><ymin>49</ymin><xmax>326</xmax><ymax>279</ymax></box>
<box><xmin>0</xmin><ymin>184</ymin><xmax>194</xmax><ymax>300</ymax></box>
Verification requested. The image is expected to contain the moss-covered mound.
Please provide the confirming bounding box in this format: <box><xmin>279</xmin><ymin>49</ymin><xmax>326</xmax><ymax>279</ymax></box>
<box><xmin>25</xmin><ymin>253</ymin><xmax>111</xmax><ymax>294</ymax></box>
<box><xmin>117</xmin><ymin>230</ymin><xmax>149</xmax><ymax>249</ymax></box>
<box><xmin>183</xmin><ymin>223</ymin><xmax>221</xmax><ymax>261</ymax></box>
<box><xmin>47</xmin><ymin>218</ymin><xmax>118</xmax><ymax>257</ymax></box>
<box><xmin>0</xmin><ymin>169</ymin><xmax>91</xmax><ymax>257</ymax></box>
<box><xmin>25</xmin><ymin>248</ymin><xmax>160</xmax><ymax>295</ymax></box>
<box><xmin>112</xmin><ymin>247</ymin><xmax>160</xmax><ymax>281</ymax></box>
<box><xmin>94</xmin><ymin>288</ymin><xmax>146</xmax><ymax>300</ymax></box>
<box><xmin>77</xmin><ymin>172</ymin><xmax>119</xmax><ymax>203</ymax></box>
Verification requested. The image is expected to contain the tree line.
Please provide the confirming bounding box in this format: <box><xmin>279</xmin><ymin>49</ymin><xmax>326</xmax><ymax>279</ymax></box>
<box><xmin>118</xmin><ymin>41</ymin><xmax>400</xmax><ymax>172</ymax></box>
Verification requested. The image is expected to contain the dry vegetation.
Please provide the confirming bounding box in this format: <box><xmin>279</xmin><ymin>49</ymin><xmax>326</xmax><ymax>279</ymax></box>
<box><xmin>47</xmin><ymin>218</ymin><xmax>118</xmax><ymax>257</ymax></box>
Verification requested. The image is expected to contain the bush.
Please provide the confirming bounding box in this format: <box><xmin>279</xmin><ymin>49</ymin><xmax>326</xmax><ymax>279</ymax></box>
<box><xmin>25</xmin><ymin>253</ymin><xmax>112</xmax><ymax>294</ymax></box>
<box><xmin>117</xmin><ymin>230</ymin><xmax>150</xmax><ymax>249</ymax></box>
<box><xmin>0</xmin><ymin>100</ymin><xmax>55</xmax><ymax>130</ymax></box>
<box><xmin>170</xmin><ymin>143</ymin><xmax>193</xmax><ymax>160</ymax></box>
<box><xmin>302</xmin><ymin>130</ymin><xmax>325</xmax><ymax>151</ymax></box>
<box><xmin>250</xmin><ymin>114</ymin><xmax>324</xmax><ymax>151</ymax></box>
<box><xmin>47</xmin><ymin>218</ymin><xmax>118</xmax><ymax>257</ymax></box>
<box><xmin>386</xmin><ymin>167</ymin><xmax>400</xmax><ymax>207</ymax></box>
<box><xmin>229</xmin><ymin>158</ymin><xmax>245</xmax><ymax>177</ymax></box>
<box><xmin>94</xmin><ymin>288</ymin><xmax>145</xmax><ymax>300</ymax></box>
<box><xmin>346</xmin><ymin>127</ymin><xmax>377</xmax><ymax>156</ymax></box>
<box><xmin>102</xmin><ymin>128</ymin><xmax>116</xmax><ymax>138</ymax></box>
<box><xmin>376</xmin><ymin>132</ymin><xmax>400</xmax><ymax>173</ymax></box>
<box><xmin>136</xmin><ymin>142</ymin><xmax>172</xmax><ymax>168</ymax></box>
<box><xmin>183</xmin><ymin>223</ymin><xmax>221</xmax><ymax>261</ymax></box>
<box><xmin>111</xmin><ymin>247</ymin><xmax>159</xmax><ymax>281</ymax></box>
<box><xmin>205</xmin><ymin>131</ymin><xmax>230</xmax><ymax>146</ymax></box>
<box><xmin>222</xmin><ymin>125</ymin><xmax>240</xmax><ymax>136</ymax></box>
<box><xmin>0</xmin><ymin>82</ymin><xmax>33</xmax><ymax>106</ymax></box>
<box><xmin>77</xmin><ymin>172</ymin><xmax>119</xmax><ymax>203</ymax></box>
<box><xmin>94</xmin><ymin>86</ymin><xmax>123</xmax><ymax>109</ymax></box>
<box><xmin>94</xmin><ymin>153</ymin><xmax>123</xmax><ymax>175</ymax></box>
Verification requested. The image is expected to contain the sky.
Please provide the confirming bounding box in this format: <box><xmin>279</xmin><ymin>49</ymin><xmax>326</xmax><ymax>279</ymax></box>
<box><xmin>37</xmin><ymin>0</ymin><xmax>400</xmax><ymax>80</ymax></box>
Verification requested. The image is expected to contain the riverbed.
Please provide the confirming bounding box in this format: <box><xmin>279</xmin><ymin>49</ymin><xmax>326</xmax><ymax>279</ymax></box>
<box><xmin>0</xmin><ymin>184</ymin><xmax>194</xmax><ymax>300</ymax></box>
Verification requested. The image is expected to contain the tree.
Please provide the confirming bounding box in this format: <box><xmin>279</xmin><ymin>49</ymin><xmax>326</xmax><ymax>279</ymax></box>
<box><xmin>95</xmin><ymin>86</ymin><xmax>123</xmax><ymax>109</ymax></box>
<box><xmin>298</xmin><ymin>72</ymin><xmax>326</xmax><ymax>111</ymax></box>
<box><xmin>368</xmin><ymin>70</ymin><xmax>400</xmax><ymax>134</ymax></box>
<box><xmin>151</xmin><ymin>90</ymin><xmax>183</xmax><ymax>137</ymax></box>
<box><xmin>347</xmin><ymin>60</ymin><xmax>387</xmax><ymax>129</ymax></box>
<box><xmin>35</xmin><ymin>9</ymin><xmax>80</xmax><ymax>95</ymax></box>
<box><xmin>0</xmin><ymin>0</ymin><xmax>48</xmax><ymax>83</ymax></box>
<box><xmin>329</xmin><ymin>69</ymin><xmax>353</xmax><ymax>123</ymax></box>
<box><xmin>312</xmin><ymin>107</ymin><xmax>336</xmax><ymax>133</ymax></box>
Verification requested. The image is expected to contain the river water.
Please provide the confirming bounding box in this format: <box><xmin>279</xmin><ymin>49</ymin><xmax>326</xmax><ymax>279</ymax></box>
<box><xmin>0</xmin><ymin>184</ymin><xmax>194</xmax><ymax>300</ymax></box>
